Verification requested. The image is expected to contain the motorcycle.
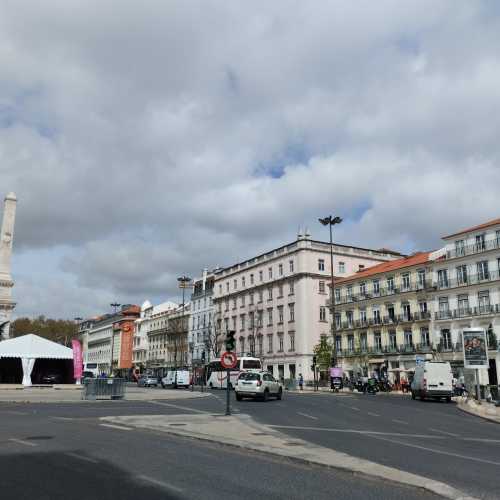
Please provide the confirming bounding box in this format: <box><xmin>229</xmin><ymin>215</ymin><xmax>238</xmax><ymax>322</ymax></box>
<box><xmin>331</xmin><ymin>377</ymin><xmax>343</xmax><ymax>393</ymax></box>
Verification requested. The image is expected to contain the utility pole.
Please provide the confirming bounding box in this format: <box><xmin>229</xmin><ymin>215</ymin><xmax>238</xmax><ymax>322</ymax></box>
<box><xmin>319</xmin><ymin>215</ymin><xmax>343</xmax><ymax>368</ymax></box>
<box><xmin>177</xmin><ymin>276</ymin><xmax>191</xmax><ymax>383</ymax></box>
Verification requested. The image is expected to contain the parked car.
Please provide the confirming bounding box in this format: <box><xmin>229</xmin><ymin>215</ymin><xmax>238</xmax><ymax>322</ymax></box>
<box><xmin>137</xmin><ymin>374</ymin><xmax>159</xmax><ymax>387</ymax></box>
<box><xmin>411</xmin><ymin>361</ymin><xmax>453</xmax><ymax>402</ymax></box>
<box><xmin>161</xmin><ymin>370</ymin><xmax>190</xmax><ymax>389</ymax></box>
<box><xmin>41</xmin><ymin>373</ymin><xmax>63</xmax><ymax>384</ymax></box>
<box><xmin>82</xmin><ymin>371</ymin><xmax>95</xmax><ymax>379</ymax></box>
<box><xmin>235</xmin><ymin>371</ymin><xmax>283</xmax><ymax>401</ymax></box>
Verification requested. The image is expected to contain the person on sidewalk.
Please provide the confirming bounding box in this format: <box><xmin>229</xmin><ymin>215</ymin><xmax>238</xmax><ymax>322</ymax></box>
<box><xmin>298</xmin><ymin>374</ymin><xmax>304</xmax><ymax>391</ymax></box>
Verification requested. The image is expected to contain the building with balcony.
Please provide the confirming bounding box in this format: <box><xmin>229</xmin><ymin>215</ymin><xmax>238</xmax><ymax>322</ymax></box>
<box><xmin>133</xmin><ymin>300</ymin><xmax>178</xmax><ymax>372</ymax></box>
<box><xmin>189</xmin><ymin>269</ymin><xmax>215</xmax><ymax>369</ymax></box>
<box><xmin>334</xmin><ymin>252</ymin><xmax>433</xmax><ymax>382</ymax></box>
<box><xmin>79</xmin><ymin>305</ymin><xmax>140</xmax><ymax>375</ymax></box>
<box><xmin>429</xmin><ymin>217</ymin><xmax>500</xmax><ymax>385</ymax></box>
<box><xmin>213</xmin><ymin>231</ymin><xmax>401</xmax><ymax>383</ymax></box>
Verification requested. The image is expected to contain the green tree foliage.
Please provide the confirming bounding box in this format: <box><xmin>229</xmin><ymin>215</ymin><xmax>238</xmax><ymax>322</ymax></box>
<box><xmin>313</xmin><ymin>335</ymin><xmax>332</xmax><ymax>370</ymax></box>
<box><xmin>11</xmin><ymin>316</ymin><xmax>79</xmax><ymax>346</ymax></box>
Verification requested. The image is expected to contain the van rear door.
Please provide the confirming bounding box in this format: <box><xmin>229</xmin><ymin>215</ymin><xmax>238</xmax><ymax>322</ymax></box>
<box><xmin>426</xmin><ymin>363</ymin><xmax>452</xmax><ymax>392</ymax></box>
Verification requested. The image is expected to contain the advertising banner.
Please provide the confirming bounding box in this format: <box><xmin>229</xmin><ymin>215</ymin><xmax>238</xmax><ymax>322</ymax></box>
<box><xmin>71</xmin><ymin>339</ymin><xmax>83</xmax><ymax>380</ymax></box>
<box><xmin>119</xmin><ymin>323</ymin><xmax>134</xmax><ymax>369</ymax></box>
<box><xmin>330</xmin><ymin>367</ymin><xmax>343</xmax><ymax>378</ymax></box>
<box><xmin>462</xmin><ymin>328</ymin><xmax>489</xmax><ymax>369</ymax></box>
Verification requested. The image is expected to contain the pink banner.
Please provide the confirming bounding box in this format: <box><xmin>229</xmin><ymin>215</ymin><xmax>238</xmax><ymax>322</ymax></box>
<box><xmin>72</xmin><ymin>339</ymin><xmax>83</xmax><ymax>380</ymax></box>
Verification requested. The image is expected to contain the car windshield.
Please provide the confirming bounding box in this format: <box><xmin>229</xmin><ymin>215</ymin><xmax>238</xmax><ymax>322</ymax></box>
<box><xmin>238</xmin><ymin>372</ymin><xmax>260</xmax><ymax>381</ymax></box>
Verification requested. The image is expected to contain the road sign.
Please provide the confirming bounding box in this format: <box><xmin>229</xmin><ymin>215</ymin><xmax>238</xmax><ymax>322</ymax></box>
<box><xmin>220</xmin><ymin>351</ymin><xmax>238</xmax><ymax>370</ymax></box>
<box><xmin>415</xmin><ymin>355</ymin><xmax>424</xmax><ymax>367</ymax></box>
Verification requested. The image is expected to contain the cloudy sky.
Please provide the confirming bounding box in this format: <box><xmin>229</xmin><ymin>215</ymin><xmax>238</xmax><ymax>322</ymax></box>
<box><xmin>1</xmin><ymin>1</ymin><xmax>500</xmax><ymax>319</ymax></box>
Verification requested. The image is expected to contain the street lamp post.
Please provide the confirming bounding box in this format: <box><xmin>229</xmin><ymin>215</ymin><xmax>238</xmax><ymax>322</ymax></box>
<box><xmin>319</xmin><ymin>215</ymin><xmax>343</xmax><ymax>370</ymax></box>
<box><xmin>177</xmin><ymin>276</ymin><xmax>192</xmax><ymax>383</ymax></box>
<box><xmin>109</xmin><ymin>303</ymin><xmax>121</xmax><ymax>376</ymax></box>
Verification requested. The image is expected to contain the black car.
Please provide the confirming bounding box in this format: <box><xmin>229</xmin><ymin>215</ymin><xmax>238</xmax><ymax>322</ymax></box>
<box><xmin>41</xmin><ymin>373</ymin><xmax>63</xmax><ymax>384</ymax></box>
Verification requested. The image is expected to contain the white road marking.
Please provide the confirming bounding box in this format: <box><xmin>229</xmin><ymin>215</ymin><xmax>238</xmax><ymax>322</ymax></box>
<box><xmin>297</xmin><ymin>412</ymin><xmax>319</xmax><ymax>420</ymax></box>
<box><xmin>366</xmin><ymin>433</ymin><xmax>500</xmax><ymax>466</ymax></box>
<box><xmin>391</xmin><ymin>419</ymin><xmax>409</xmax><ymax>425</ymax></box>
<box><xmin>99</xmin><ymin>423</ymin><xmax>133</xmax><ymax>431</ymax></box>
<box><xmin>64</xmin><ymin>452</ymin><xmax>99</xmax><ymax>464</ymax></box>
<box><xmin>9</xmin><ymin>438</ymin><xmax>37</xmax><ymax>447</ymax></box>
<box><xmin>5</xmin><ymin>410</ymin><xmax>29</xmax><ymax>415</ymax></box>
<box><xmin>367</xmin><ymin>412</ymin><xmax>380</xmax><ymax>417</ymax></box>
<box><xmin>429</xmin><ymin>428</ymin><xmax>459</xmax><ymax>437</ymax></box>
<box><xmin>50</xmin><ymin>416</ymin><xmax>75</xmax><ymax>421</ymax></box>
<box><xmin>350</xmin><ymin>406</ymin><xmax>360</xmax><ymax>411</ymax></box>
<box><xmin>136</xmin><ymin>475</ymin><xmax>183</xmax><ymax>493</ymax></box>
<box><xmin>149</xmin><ymin>400</ymin><xmax>210</xmax><ymax>414</ymax></box>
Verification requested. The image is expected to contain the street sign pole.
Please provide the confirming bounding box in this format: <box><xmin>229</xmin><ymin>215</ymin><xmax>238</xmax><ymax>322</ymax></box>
<box><xmin>226</xmin><ymin>368</ymin><xmax>231</xmax><ymax>416</ymax></box>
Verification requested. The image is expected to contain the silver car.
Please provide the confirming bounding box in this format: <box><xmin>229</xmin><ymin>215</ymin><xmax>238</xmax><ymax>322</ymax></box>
<box><xmin>235</xmin><ymin>371</ymin><xmax>283</xmax><ymax>401</ymax></box>
<box><xmin>137</xmin><ymin>375</ymin><xmax>158</xmax><ymax>387</ymax></box>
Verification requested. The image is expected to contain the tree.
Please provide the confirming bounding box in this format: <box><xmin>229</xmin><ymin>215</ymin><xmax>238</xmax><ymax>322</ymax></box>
<box><xmin>314</xmin><ymin>335</ymin><xmax>332</xmax><ymax>371</ymax></box>
<box><xmin>204</xmin><ymin>311</ymin><xmax>223</xmax><ymax>361</ymax></box>
<box><xmin>11</xmin><ymin>316</ymin><xmax>78</xmax><ymax>346</ymax></box>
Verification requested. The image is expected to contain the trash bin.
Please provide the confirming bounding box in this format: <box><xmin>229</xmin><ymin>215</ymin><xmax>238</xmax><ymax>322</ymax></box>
<box><xmin>82</xmin><ymin>378</ymin><xmax>126</xmax><ymax>400</ymax></box>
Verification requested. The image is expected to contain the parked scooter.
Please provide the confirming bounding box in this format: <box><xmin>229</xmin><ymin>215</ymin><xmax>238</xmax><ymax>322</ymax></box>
<box><xmin>331</xmin><ymin>377</ymin><xmax>343</xmax><ymax>393</ymax></box>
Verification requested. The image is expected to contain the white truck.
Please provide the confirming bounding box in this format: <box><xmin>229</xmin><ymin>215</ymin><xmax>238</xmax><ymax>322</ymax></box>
<box><xmin>411</xmin><ymin>361</ymin><xmax>453</xmax><ymax>402</ymax></box>
<box><xmin>161</xmin><ymin>370</ymin><xmax>190</xmax><ymax>389</ymax></box>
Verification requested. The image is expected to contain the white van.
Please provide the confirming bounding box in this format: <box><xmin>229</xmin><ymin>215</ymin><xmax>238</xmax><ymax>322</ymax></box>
<box><xmin>161</xmin><ymin>370</ymin><xmax>190</xmax><ymax>389</ymax></box>
<box><xmin>411</xmin><ymin>361</ymin><xmax>453</xmax><ymax>402</ymax></box>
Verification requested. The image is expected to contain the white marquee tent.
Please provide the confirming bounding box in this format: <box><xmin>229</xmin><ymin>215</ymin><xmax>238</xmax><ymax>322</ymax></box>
<box><xmin>0</xmin><ymin>334</ymin><xmax>73</xmax><ymax>386</ymax></box>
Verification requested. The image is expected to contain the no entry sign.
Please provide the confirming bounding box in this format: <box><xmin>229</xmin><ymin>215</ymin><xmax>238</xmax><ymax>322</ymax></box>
<box><xmin>220</xmin><ymin>351</ymin><xmax>238</xmax><ymax>370</ymax></box>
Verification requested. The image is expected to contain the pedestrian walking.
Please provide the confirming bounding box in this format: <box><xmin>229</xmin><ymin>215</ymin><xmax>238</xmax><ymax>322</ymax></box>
<box><xmin>298</xmin><ymin>373</ymin><xmax>304</xmax><ymax>391</ymax></box>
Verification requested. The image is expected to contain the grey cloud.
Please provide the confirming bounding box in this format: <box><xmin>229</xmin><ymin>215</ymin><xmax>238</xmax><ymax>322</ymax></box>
<box><xmin>1</xmin><ymin>1</ymin><xmax>499</xmax><ymax>317</ymax></box>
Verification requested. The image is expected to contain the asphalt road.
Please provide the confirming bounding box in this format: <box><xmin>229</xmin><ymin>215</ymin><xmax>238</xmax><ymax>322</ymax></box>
<box><xmin>0</xmin><ymin>398</ymin><xmax>438</xmax><ymax>500</ymax></box>
<box><xmin>195</xmin><ymin>389</ymin><xmax>500</xmax><ymax>500</ymax></box>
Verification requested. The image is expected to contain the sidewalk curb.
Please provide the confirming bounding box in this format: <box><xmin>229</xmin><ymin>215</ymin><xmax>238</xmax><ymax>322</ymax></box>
<box><xmin>457</xmin><ymin>402</ymin><xmax>500</xmax><ymax>425</ymax></box>
<box><xmin>101</xmin><ymin>413</ymin><xmax>478</xmax><ymax>500</ymax></box>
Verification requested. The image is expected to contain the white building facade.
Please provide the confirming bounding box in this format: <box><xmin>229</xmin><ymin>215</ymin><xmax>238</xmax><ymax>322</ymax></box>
<box><xmin>430</xmin><ymin>218</ymin><xmax>500</xmax><ymax>386</ymax></box>
<box><xmin>213</xmin><ymin>233</ymin><xmax>400</xmax><ymax>383</ymax></box>
<box><xmin>189</xmin><ymin>269</ymin><xmax>215</xmax><ymax>367</ymax></box>
<box><xmin>133</xmin><ymin>300</ymin><xmax>178</xmax><ymax>374</ymax></box>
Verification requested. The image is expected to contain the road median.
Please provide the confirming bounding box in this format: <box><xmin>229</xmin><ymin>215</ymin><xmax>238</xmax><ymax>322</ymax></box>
<box><xmin>100</xmin><ymin>412</ymin><xmax>477</xmax><ymax>500</ymax></box>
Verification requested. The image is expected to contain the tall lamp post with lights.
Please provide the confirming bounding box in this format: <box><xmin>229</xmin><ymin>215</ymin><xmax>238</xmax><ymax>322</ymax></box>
<box><xmin>319</xmin><ymin>215</ymin><xmax>343</xmax><ymax>369</ymax></box>
<box><xmin>109</xmin><ymin>302</ymin><xmax>121</xmax><ymax>375</ymax></box>
<box><xmin>177</xmin><ymin>276</ymin><xmax>192</xmax><ymax>375</ymax></box>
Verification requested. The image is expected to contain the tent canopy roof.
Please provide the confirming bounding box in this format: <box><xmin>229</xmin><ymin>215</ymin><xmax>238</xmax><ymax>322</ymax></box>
<box><xmin>0</xmin><ymin>334</ymin><xmax>73</xmax><ymax>360</ymax></box>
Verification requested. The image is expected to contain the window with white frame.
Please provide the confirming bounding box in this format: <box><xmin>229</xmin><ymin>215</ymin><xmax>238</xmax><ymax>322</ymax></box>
<box><xmin>401</xmin><ymin>273</ymin><xmax>410</xmax><ymax>291</ymax></box>
<box><xmin>335</xmin><ymin>288</ymin><xmax>341</xmax><ymax>302</ymax></box>
<box><xmin>233</xmin><ymin>279</ymin><xmax>237</xmax><ymax>290</ymax></box>
<box><xmin>477</xmin><ymin>260</ymin><xmax>489</xmax><ymax>280</ymax></box>
<box><xmin>289</xmin><ymin>303</ymin><xmax>295</xmax><ymax>322</ymax></box>
<box><xmin>319</xmin><ymin>281</ymin><xmax>325</xmax><ymax>293</ymax></box>
<box><xmin>420</xmin><ymin>327</ymin><xmax>430</xmax><ymax>346</ymax></box>
<box><xmin>289</xmin><ymin>260</ymin><xmax>294</xmax><ymax>273</ymax></box>
<box><xmin>289</xmin><ymin>332</ymin><xmax>295</xmax><ymax>351</ymax></box>
<box><xmin>278</xmin><ymin>284</ymin><xmax>283</xmax><ymax>297</ymax></box>
<box><xmin>257</xmin><ymin>335</ymin><xmax>263</xmax><ymax>355</ymax></box>
<box><xmin>318</xmin><ymin>259</ymin><xmax>325</xmax><ymax>271</ymax></box>
<box><xmin>240</xmin><ymin>314</ymin><xmax>245</xmax><ymax>330</ymax></box>
<box><xmin>241</xmin><ymin>294</ymin><xmax>246</xmax><ymax>307</ymax></box>
<box><xmin>278</xmin><ymin>333</ymin><xmax>284</xmax><ymax>352</ymax></box>
<box><xmin>478</xmin><ymin>290</ymin><xmax>490</xmax><ymax>312</ymax></box>
<box><xmin>372</xmin><ymin>279</ymin><xmax>380</xmax><ymax>295</ymax></box>
<box><xmin>456</xmin><ymin>265</ymin><xmax>468</xmax><ymax>285</ymax></box>
<box><xmin>289</xmin><ymin>280</ymin><xmax>294</xmax><ymax>295</ymax></box>
<box><xmin>475</xmin><ymin>234</ymin><xmax>486</xmax><ymax>251</ymax></box>
<box><xmin>223</xmin><ymin>318</ymin><xmax>228</xmax><ymax>331</ymax></box>
<box><xmin>226</xmin><ymin>282</ymin><xmax>230</xmax><ymax>292</ymax></box>
<box><xmin>267</xmin><ymin>334</ymin><xmax>273</xmax><ymax>353</ymax></box>
<box><xmin>455</xmin><ymin>239</ymin><xmax>465</xmax><ymax>256</ymax></box>
<box><xmin>457</xmin><ymin>294</ymin><xmax>469</xmax><ymax>315</ymax></box>
<box><xmin>278</xmin><ymin>306</ymin><xmax>283</xmax><ymax>323</ymax></box>
<box><xmin>437</xmin><ymin>269</ymin><xmax>449</xmax><ymax>288</ymax></box>
<box><xmin>267</xmin><ymin>308</ymin><xmax>273</xmax><ymax>325</ymax></box>
<box><xmin>338</xmin><ymin>262</ymin><xmax>345</xmax><ymax>273</ymax></box>
<box><xmin>417</xmin><ymin>269</ymin><xmax>426</xmax><ymax>289</ymax></box>
<box><xmin>242</xmin><ymin>276</ymin><xmax>246</xmax><ymax>288</ymax></box>
<box><xmin>258</xmin><ymin>290</ymin><xmax>263</xmax><ymax>303</ymax></box>
<box><xmin>319</xmin><ymin>306</ymin><xmax>326</xmax><ymax>322</ymax></box>
<box><xmin>268</xmin><ymin>267</ymin><xmax>273</xmax><ymax>279</ymax></box>
<box><xmin>259</xmin><ymin>270</ymin><xmax>263</xmax><ymax>282</ymax></box>
<box><xmin>360</xmin><ymin>282</ymin><xmax>366</xmax><ymax>295</ymax></box>
<box><xmin>268</xmin><ymin>287</ymin><xmax>273</xmax><ymax>300</ymax></box>
<box><xmin>257</xmin><ymin>311</ymin><xmax>263</xmax><ymax>327</ymax></box>
<box><xmin>347</xmin><ymin>310</ymin><xmax>353</xmax><ymax>326</ymax></box>
<box><xmin>360</xmin><ymin>309</ymin><xmax>366</xmax><ymax>323</ymax></box>
<box><xmin>347</xmin><ymin>285</ymin><xmax>353</xmax><ymax>300</ymax></box>
<box><xmin>232</xmin><ymin>299</ymin><xmax>237</xmax><ymax>310</ymax></box>
<box><xmin>249</xmin><ymin>293</ymin><xmax>254</xmax><ymax>305</ymax></box>
<box><xmin>279</xmin><ymin>263</ymin><xmax>283</xmax><ymax>276</ymax></box>
<box><xmin>387</xmin><ymin>276</ymin><xmax>394</xmax><ymax>292</ymax></box>
<box><xmin>250</xmin><ymin>273</ymin><xmax>254</xmax><ymax>285</ymax></box>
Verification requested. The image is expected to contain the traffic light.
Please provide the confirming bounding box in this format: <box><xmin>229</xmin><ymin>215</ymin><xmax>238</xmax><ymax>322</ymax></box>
<box><xmin>201</xmin><ymin>350</ymin><xmax>206</xmax><ymax>363</ymax></box>
<box><xmin>313</xmin><ymin>355</ymin><xmax>317</xmax><ymax>365</ymax></box>
<box><xmin>225</xmin><ymin>330</ymin><xmax>236</xmax><ymax>351</ymax></box>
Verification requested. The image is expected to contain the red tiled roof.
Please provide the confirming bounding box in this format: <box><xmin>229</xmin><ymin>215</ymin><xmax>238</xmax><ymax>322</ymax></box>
<box><xmin>334</xmin><ymin>251</ymin><xmax>432</xmax><ymax>285</ymax></box>
<box><xmin>443</xmin><ymin>217</ymin><xmax>500</xmax><ymax>240</ymax></box>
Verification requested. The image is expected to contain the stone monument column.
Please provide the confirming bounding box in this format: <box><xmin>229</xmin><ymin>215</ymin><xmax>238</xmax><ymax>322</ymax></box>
<box><xmin>0</xmin><ymin>192</ymin><xmax>17</xmax><ymax>340</ymax></box>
